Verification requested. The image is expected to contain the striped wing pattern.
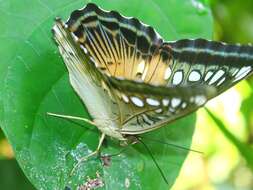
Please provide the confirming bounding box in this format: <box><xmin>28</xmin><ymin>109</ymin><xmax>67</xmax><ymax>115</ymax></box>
<box><xmin>167</xmin><ymin>39</ymin><xmax>253</xmax><ymax>92</ymax></box>
<box><xmin>66</xmin><ymin>3</ymin><xmax>166</xmax><ymax>84</ymax></box>
<box><xmin>56</xmin><ymin>3</ymin><xmax>253</xmax><ymax>135</ymax></box>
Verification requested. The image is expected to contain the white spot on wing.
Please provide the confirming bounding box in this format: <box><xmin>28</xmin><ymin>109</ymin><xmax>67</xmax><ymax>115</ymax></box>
<box><xmin>155</xmin><ymin>108</ymin><xmax>163</xmax><ymax>113</ymax></box>
<box><xmin>137</xmin><ymin>60</ymin><xmax>145</xmax><ymax>75</ymax></box>
<box><xmin>217</xmin><ymin>77</ymin><xmax>226</xmax><ymax>86</ymax></box>
<box><xmin>164</xmin><ymin>67</ymin><xmax>172</xmax><ymax>80</ymax></box>
<box><xmin>122</xmin><ymin>94</ymin><xmax>129</xmax><ymax>103</ymax></box>
<box><xmin>234</xmin><ymin>66</ymin><xmax>251</xmax><ymax>82</ymax></box>
<box><xmin>182</xmin><ymin>102</ymin><xmax>187</xmax><ymax>109</ymax></box>
<box><xmin>162</xmin><ymin>99</ymin><xmax>170</xmax><ymax>106</ymax></box>
<box><xmin>130</xmin><ymin>96</ymin><xmax>144</xmax><ymax>107</ymax></box>
<box><xmin>195</xmin><ymin>95</ymin><xmax>207</xmax><ymax>105</ymax></box>
<box><xmin>205</xmin><ymin>71</ymin><xmax>214</xmax><ymax>81</ymax></box>
<box><xmin>171</xmin><ymin>98</ymin><xmax>181</xmax><ymax>108</ymax></box>
<box><xmin>209</xmin><ymin>70</ymin><xmax>225</xmax><ymax>85</ymax></box>
<box><xmin>146</xmin><ymin>98</ymin><xmax>160</xmax><ymax>106</ymax></box>
<box><xmin>232</xmin><ymin>68</ymin><xmax>239</xmax><ymax>76</ymax></box>
<box><xmin>189</xmin><ymin>70</ymin><xmax>201</xmax><ymax>82</ymax></box>
<box><xmin>173</xmin><ymin>71</ymin><xmax>183</xmax><ymax>85</ymax></box>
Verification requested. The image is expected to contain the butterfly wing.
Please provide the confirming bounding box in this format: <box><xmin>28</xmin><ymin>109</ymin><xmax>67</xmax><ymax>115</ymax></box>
<box><xmin>106</xmin><ymin>77</ymin><xmax>216</xmax><ymax>134</ymax></box>
<box><xmin>66</xmin><ymin>3</ymin><xmax>166</xmax><ymax>83</ymax></box>
<box><xmin>52</xmin><ymin>19</ymin><xmax>126</xmax><ymax>140</ymax></box>
<box><xmin>166</xmin><ymin>39</ymin><xmax>253</xmax><ymax>92</ymax></box>
<box><xmin>61</xmin><ymin>3</ymin><xmax>253</xmax><ymax>135</ymax></box>
<box><xmin>115</xmin><ymin>39</ymin><xmax>253</xmax><ymax>134</ymax></box>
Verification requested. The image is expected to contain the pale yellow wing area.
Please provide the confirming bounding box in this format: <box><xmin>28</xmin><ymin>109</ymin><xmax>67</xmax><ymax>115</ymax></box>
<box><xmin>66</xmin><ymin>3</ymin><xmax>175</xmax><ymax>87</ymax></box>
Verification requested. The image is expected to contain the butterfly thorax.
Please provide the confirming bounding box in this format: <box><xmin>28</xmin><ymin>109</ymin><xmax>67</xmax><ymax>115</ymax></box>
<box><xmin>93</xmin><ymin>118</ymin><xmax>126</xmax><ymax>140</ymax></box>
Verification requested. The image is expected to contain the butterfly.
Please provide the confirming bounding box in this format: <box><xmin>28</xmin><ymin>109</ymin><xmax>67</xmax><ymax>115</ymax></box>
<box><xmin>51</xmin><ymin>3</ymin><xmax>253</xmax><ymax>169</ymax></box>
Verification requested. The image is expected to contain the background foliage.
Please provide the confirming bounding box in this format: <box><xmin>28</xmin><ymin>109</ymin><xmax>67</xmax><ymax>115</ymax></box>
<box><xmin>172</xmin><ymin>1</ymin><xmax>253</xmax><ymax>189</ymax></box>
<box><xmin>0</xmin><ymin>0</ymin><xmax>253</xmax><ymax>190</ymax></box>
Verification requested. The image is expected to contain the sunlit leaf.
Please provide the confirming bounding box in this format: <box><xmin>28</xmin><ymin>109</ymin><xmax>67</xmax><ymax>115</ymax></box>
<box><xmin>205</xmin><ymin>108</ymin><xmax>253</xmax><ymax>171</ymax></box>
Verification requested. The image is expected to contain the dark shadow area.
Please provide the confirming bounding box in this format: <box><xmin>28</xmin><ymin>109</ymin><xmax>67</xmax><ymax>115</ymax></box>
<box><xmin>0</xmin><ymin>159</ymin><xmax>36</xmax><ymax>190</ymax></box>
<box><xmin>0</xmin><ymin>128</ymin><xmax>35</xmax><ymax>190</ymax></box>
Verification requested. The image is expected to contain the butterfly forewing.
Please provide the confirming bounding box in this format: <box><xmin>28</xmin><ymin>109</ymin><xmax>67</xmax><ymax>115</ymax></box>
<box><xmin>56</xmin><ymin>3</ymin><xmax>253</xmax><ymax>136</ymax></box>
<box><xmin>66</xmin><ymin>3</ymin><xmax>168</xmax><ymax>83</ymax></box>
<box><xmin>167</xmin><ymin>39</ymin><xmax>253</xmax><ymax>92</ymax></box>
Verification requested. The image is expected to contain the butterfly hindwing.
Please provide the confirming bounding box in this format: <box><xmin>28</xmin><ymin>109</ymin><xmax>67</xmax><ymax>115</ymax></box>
<box><xmin>107</xmin><ymin>77</ymin><xmax>216</xmax><ymax>134</ymax></box>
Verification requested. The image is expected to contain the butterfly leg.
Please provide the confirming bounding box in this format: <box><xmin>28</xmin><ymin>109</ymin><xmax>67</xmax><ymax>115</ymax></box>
<box><xmin>70</xmin><ymin>133</ymin><xmax>106</xmax><ymax>175</ymax></box>
<box><xmin>47</xmin><ymin>112</ymin><xmax>106</xmax><ymax>174</ymax></box>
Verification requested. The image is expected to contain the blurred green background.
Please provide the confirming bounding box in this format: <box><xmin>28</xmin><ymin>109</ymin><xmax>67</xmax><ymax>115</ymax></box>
<box><xmin>172</xmin><ymin>1</ymin><xmax>253</xmax><ymax>190</ymax></box>
<box><xmin>0</xmin><ymin>0</ymin><xmax>253</xmax><ymax>189</ymax></box>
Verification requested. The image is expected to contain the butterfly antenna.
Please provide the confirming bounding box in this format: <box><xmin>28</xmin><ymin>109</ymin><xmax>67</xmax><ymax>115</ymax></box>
<box><xmin>47</xmin><ymin>112</ymin><xmax>96</xmax><ymax>126</ymax></box>
<box><xmin>137</xmin><ymin>137</ymin><xmax>169</xmax><ymax>185</ymax></box>
<box><xmin>141</xmin><ymin>136</ymin><xmax>203</xmax><ymax>154</ymax></box>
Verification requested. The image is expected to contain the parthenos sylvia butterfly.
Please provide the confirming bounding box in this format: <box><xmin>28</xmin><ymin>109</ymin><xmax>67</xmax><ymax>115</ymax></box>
<box><xmin>52</xmin><ymin>3</ymin><xmax>253</xmax><ymax>171</ymax></box>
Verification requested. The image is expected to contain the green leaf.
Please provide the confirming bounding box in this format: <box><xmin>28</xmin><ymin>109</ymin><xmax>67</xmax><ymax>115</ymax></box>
<box><xmin>0</xmin><ymin>0</ymin><xmax>212</xmax><ymax>189</ymax></box>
